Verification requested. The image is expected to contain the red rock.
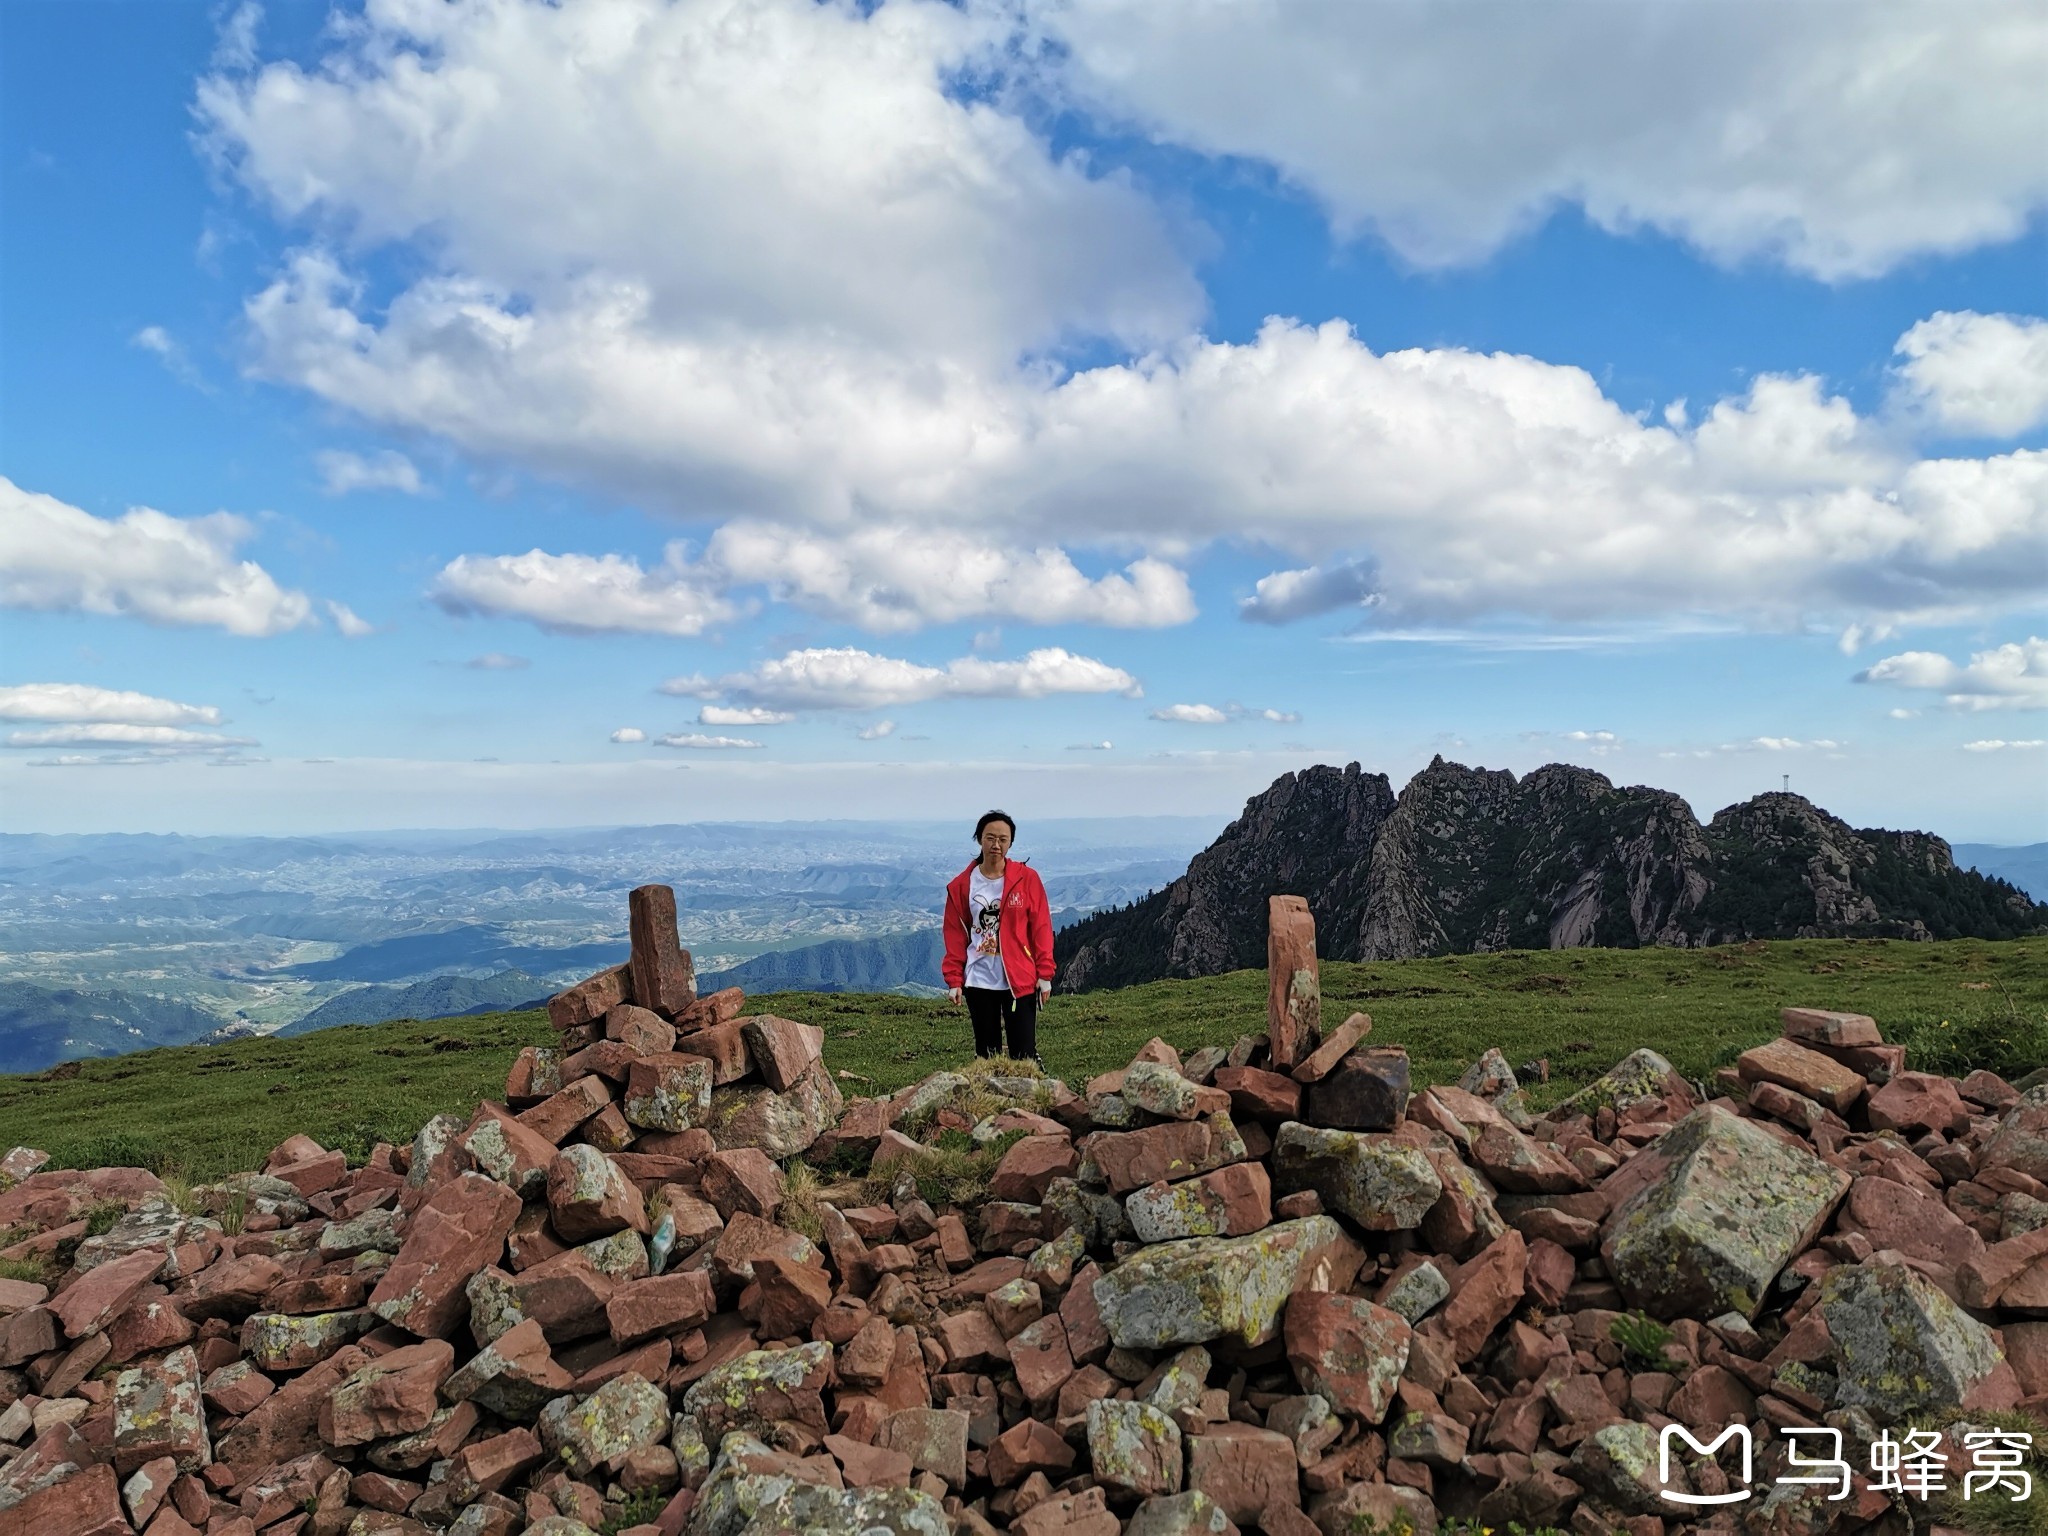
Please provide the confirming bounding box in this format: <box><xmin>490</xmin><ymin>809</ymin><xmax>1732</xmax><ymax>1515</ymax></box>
<box><xmin>1470</xmin><ymin>1123</ymin><xmax>1585</xmax><ymax>1194</ymax></box>
<box><xmin>1668</xmin><ymin>1363</ymin><xmax>1757</xmax><ymax>1428</ymax></box>
<box><xmin>606</xmin><ymin>1004</ymin><xmax>677</xmax><ymax>1055</ymax></box>
<box><xmin>369</xmin><ymin>1172</ymin><xmax>522</xmax><ymax>1338</ymax></box>
<box><xmin>322</xmin><ymin>1339</ymin><xmax>455</xmax><ymax>1446</ymax></box>
<box><xmin>988</xmin><ymin>1136</ymin><xmax>1078</xmax><ymax>1205</ymax></box>
<box><xmin>700</xmin><ymin>1150</ymin><xmax>784</xmax><ymax>1221</ymax></box>
<box><xmin>1960</xmin><ymin>1070</ymin><xmax>2021</xmax><ymax>1113</ymax></box>
<box><xmin>1292</xmin><ymin>1011</ymin><xmax>1372</xmax><ymax>1084</ymax></box>
<box><xmin>1440</xmin><ymin>1230</ymin><xmax>1527</xmax><ymax>1363</ymax></box>
<box><xmin>938</xmin><ymin>1309</ymin><xmax>1010</xmax><ymax>1372</ymax></box>
<box><xmin>1266</xmin><ymin>895</ymin><xmax>1320</xmax><ymax>1072</ymax></box>
<box><xmin>565</xmin><ymin>1039</ymin><xmax>645</xmax><ymax>1083</ymax></box>
<box><xmin>1060</xmin><ymin>1263</ymin><xmax>1110</xmax><ymax>1366</ymax></box>
<box><xmin>2</xmin><ymin>1461</ymin><xmax>128</xmax><ymax>1535</ymax></box>
<box><xmin>1007</xmin><ymin>1315</ymin><xmax>1074</xmax><ymax>1409</ymax></box>
<box><xmin>460</xmin><ymin>1102</ymin><xmax>560</xmax><ymax>1196</ymax></box>
<box><xmin>675</xmin><ymin>986</ymin><xmax>746</xmax><ymax>1032</ymax></box>
<box><xmin>1214</xmin><ymin>1066</ymin><xmax>1302</xmax><ymax>1122</ymax></box>
<box><xmin>741</xmin><ymin>1015</ymin><xmax>825</xmax><ymax>1092</ymax></box>
<box><xmin>755</xmin><ymin>1255</ymin><xmax>834</xmax><ymax>1339</ymax></box>
<box><xmin>505</xmin><ymin>1045</ymin><xmax>562</xmax><ymax>1105</ymax></box>
<box><xmin>217</xmin><ymin>1343</ymin><xmax>370</xmax><ymax>1467</ymax></box>
<box><xmin>986</xmin><ymin>1417</ymin><xmax>1074</xmax><ymax>1486</ymax></box>
<box><xmin>1125</xmin><ymin>1162</ymin><xmax>1273</xmax><ymax>1242</ymax></box>
<box><xmin>516</xmin><ymin>1076</ymin><xmax>613</xmax><ymax>1144</ymax></box>
<box><xmin>670</xmin><ymin>1022</ymin><xmax>752</xmax><ymax>1085</ymax></box>
<box><xmin>1810</xmin><ymin>1039</ymin><xmax>1908</xmax><ymax>1083</ymax></box>
<box><xmin>112</xmin><ymin>1344</ymin><xmax>209</xmax><ymax>1475</ymax></box>
<box><xmin>606</xmin><ymin>1271</ymin><xmax>716</xmax><ymax>1345</ymax></box>
<box><xmin>629</xmin><ymin>884</ymin><xmax>695</xmax><ymax>1017</ymax></box>
<box><xmin>179</xmin><ymin>1252</ymin><xmax>285</xmax><ymax>1323</ymax></box>
<box><xmin>708</xmin><ymin>1211</ymin><xmax>820</xmax><ymax>1289</ymax></box>
<box><xmin>269</xmin><ymin>1150</ymin><xmax>348</xmax><ymax>1197</ymax></box>
<box><xmin>49</xmin><ymin>1247</ymin><xmax>164</xmax><ymax>1338</ymax></box>
<box><xmin>1284</xmin><ymin>1291</ymin><xmax>1412</xmax><ymax>1421</ymax></box>
<box><xmin>1303</xmin><ymin>1049</ymin><xmax>1411</xmax><ymax>1132</ymax></box>
<box><xmin>825</xmin><ymin>1433</ymin><xmax>912</xmax><ymax>1489</ymax></box>
<box><xmin>1736</xmin><ymin>1037</ymin><xmax>1865</xmax><ymax>1116</ymax></box>
<box><xmin>1087</xmin><ymin>1121</ymin><xmax>1214</xmax><ymax>1195</ymax></box>
<box><xmin>1867</xmin><ymin>1072</ymin><xmax>1974</xmax><ymax>1137</ymax></box>
<box><xmin>549</xmin><ymin>963</ymin><xmax>632</xmax><ymax>1030</ymax></box>
<box><xmin>1187</xmin><ymin>1423</ymin><xmax>1300</xmax><ymax>1523</ymax></box>
<box><xmin>1523</xmin><ymin>1237</ymin><xmax>1576</xmax><ymax>1312</ymax></box>
<box><xmin>1839</xmin><ymin>1175</ymin><xmax>1984</xmax><ymax>1272</ymax></box>
<box><xmin>202</xmin><ymin>1361</ymin><xmax>274</xmax><ymax>1416</ymax></box>
<box><xmin>546</xmin><ymin>1145</ymin><xmax>649</xmax><ymax>1243</ymax></box>
<box><xmin>1779</xmin><ymin>1008</ymin><xmax>1883</xmax><ymax>1047</ymax></box>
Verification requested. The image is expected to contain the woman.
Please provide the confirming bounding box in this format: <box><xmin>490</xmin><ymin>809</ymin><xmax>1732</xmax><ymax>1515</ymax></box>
<box><xmin>941</xmin><ymin>810</ymin><xmax>1054</xmax><ymax>1061</ymax></box>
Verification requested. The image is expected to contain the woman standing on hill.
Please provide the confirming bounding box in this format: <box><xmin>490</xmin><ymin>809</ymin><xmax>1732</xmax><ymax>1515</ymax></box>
<box><xmin>942</xmin><ymin>810</ymin><xmax>1054</xmax><ymax>1062</ymax></box>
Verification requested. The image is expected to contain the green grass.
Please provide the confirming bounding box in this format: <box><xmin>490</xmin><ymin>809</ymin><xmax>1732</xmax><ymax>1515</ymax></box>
<box><xmin>0</xmin><ymin>937</ymin><xmax>2041</xmax><ymax>1182</ymax></box>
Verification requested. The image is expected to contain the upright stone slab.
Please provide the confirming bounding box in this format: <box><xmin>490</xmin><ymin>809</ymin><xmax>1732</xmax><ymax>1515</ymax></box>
<box><xmin>1601</xmin><ymin>1103</ymin><xmax>1849</xmax><ymax>1320</ymax></box>
<box><xmin>1266</xmin><ymin>895</ymin><xmax>1320</xmax><ymax>1072</ymax></box>
<box><xmin>1092</xmin><ymin>1214</ymin><xmax>1364</xmax><ymax>1350</ymax></box>
<box><xmin>628</xmin><ymin>883</ymin><xmax>696</xmax><ymax>1018</ymax></box>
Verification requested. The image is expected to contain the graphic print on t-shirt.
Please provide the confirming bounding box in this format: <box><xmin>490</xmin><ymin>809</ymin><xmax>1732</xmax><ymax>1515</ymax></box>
<box><xmin>965</xmin><ymin>868</ymin><xmax>1007</xmax><ymax>990</ymax></box>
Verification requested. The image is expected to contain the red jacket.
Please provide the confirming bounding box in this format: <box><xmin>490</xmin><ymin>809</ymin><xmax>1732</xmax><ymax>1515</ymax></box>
<box><xmin>942</xmin><ymin>858</ymin><xmax>1054</xmax><ymax>997</ymax></box>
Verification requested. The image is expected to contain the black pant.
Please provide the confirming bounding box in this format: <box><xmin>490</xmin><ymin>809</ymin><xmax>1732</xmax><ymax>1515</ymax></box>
<box><xmin>964</xmin><ymin>987</ymin><xmax>1038</xmax><ymax>1062</ymax></box>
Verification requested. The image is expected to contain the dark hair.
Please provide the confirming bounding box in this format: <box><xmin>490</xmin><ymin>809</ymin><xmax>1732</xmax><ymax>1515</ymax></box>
<box><xmin>974</xmin><ymin>810</ymin><xmax>1016</xmax><ymax>843</ymax></box>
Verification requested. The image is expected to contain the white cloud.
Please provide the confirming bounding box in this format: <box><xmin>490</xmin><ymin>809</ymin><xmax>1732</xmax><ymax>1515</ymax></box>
<box><xmin>199</xmin><ymin>0</ymin><xmax>2046</xmax><ymax>640</ymax></box>
<box><xmin>1253</xmin><ymin>708</ymin><xmax>1301</xmax><ymax>725</ymax></box>
<box><xmin>706</xmin><ymin>523</ymin><xmax>1194</xmax><ymax>632</ymax></box>
<box><xmin>326</xmin><ymin>600</ymin><xmax>375</xmax><ymax>638</ymax></box>
<box><xmin>1067</xmin><ymin>740</ymin><xmax>1113</xmax><ymax>751</ymax></box>
<box><xmin>699</xmin><ymin>705</ymin><xmax>793</xmax><ymax>727</ymax></box>
<box><xmin>0</xmin><ymin>477</ymin><xmax>314</xmax><ymax>636</ymax></box>
<box><xmin>1893</xmin><ymin>311</ymin><xmax>2048</xmax><ymax>438</ymax></box>
<box><xmin>1239</xmin><ymin>556</ymin><xmax>1379</xmax><ymax>624</ymax></box>
<box><xmin>1562</xmin><ymin>730</ymin><xmax>1619</xmax><ymax>745</ymax></box>
<box><xmin>212</xmin><ymin>1</ymin><xmax>261</xmax><ymax>70</ymax></box>
<box><xmin>1856</xmin><ymin>636</ymin><xmax>2048</xmax><ymax>711</ymax></box>
<box><xmin>1718</xmin><ymin>737</ymin><xmax>1843</xmax><ymax>753</ymax></box>
<box><xmin>467</xmin><ymin>652</ymin><xmax>529</xmax><ymax>670</ymax></box>
<box><xmin>1036</xmin><ymin>0</ymin><xmax>2048</xmax><ymax>280</ymax></box>
<box><xmin>1151</xmin><ymin>704</ymin><xmax>1228</xmax><ymax>724</ymax></box>
<box><xmin>0</xmin><ymin>684</ymin><xmax>222</xmax><ymax>726</ymax></box>
<box><xmin>430</xmin><ymin>547</ymin><xmax>735</xmax><ymax>637</ymax></box>
<box><xmin>857</xmin><ymin>720</ymin><xmax>897</xmax><ymax>741</ymax></box>
<box><xmin>704</xmin><ymin>645</ymin><xmax>1140</xmax><ymax>712</ymax></box>
<box><xmin>609</xmin><ymin>727</ymin><xmax>646</xmax><ymax>744</ymax></box>
<box><xmin>654</xmin><ymin>733</ymin><xmax>764</xmax><ymax>750</ymax></box>
<box><xmin>5</xmin><ymin>724</ymin><xmax>256</xmax><ymax>750</ymax></box>
<box><xmin>131</xmin><ymin>325</ymin><xmax>209</xmax><ymax>391</ymax></box>
<box><xmin>1889</xmin><ymin>708</ymin><xmax>1920</xmax><ymax>720</ymax></box>
<box><xmin>1962</xmin><ymin>738</ymin><xmax>2045</xmax><ymax>752</ymax></box>
<box><xmin>315</xmin><ymin>448</ymin><xmax>424</xmax><ymax>496</ymax></box>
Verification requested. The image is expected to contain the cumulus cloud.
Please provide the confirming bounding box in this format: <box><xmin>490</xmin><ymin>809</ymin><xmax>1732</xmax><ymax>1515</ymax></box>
<box><xmin>5</xmin><ymin>724</ymin><xmax>256</xmax><ymax>750</ymax></box>
<box><xmin>467</xmin><ymin>652</ymin><xmax>529</xmax><ymax>670</ymax></box>
<box><xmin>430</xmin><ymin>547</ymin><xmax>735</xmax><ymax>637</ymax></box>
<box><xmin>1856</xmin><ymin>636</ymin><xmax>2048</xmax><ymax>711</ymax></box>
<box><xmin>655</xmin><ymin>733</ymin><xmax>763</xmax><ymax>750</ymax></box>
<box><xmin>0</xmin><ymin>684</ymin><xmax>222</xmax><ymax>726</ymax></box>
<box><xmin>1239</xmin><ymin>556</ymin><xmax>1380</xmax><ymax>624</ymax></box>
<box><xmin>1151</xmin><ymin>704</ymin><xmax>1228</xmax><ymax>724</ymax></box>
<box><xmin>693</xmin><ymin>646</ymin><xmax>1140</xmax><ymax>712</ymax></box>
<box><xmin>200</xmin><ymin>0</ymin><xmax>2047</xmax><ymax>641</ymax></box>
<box><xmin>0</xmin><ymin>477</ymin><xmax>314</xmax><ymax>636</ymax></box>
<box><xmin>1962</xmin><ymin>738</ymin><xmax>2044</xmax><ymax>751</ymax></box>
<box><xmin>1036</xmin><ymin>0</ymin><xmax>2048</xmax><ymax>279</ymax></box>
<box><xmin>315</xmin><ymin>448</ymin><xmax>424</xmax><ymax>496</ymax></box>
<box><xmin>326</xmin><ymin>600</ymin><xmax>375</xmax><ymax>637</ymax></box>
<box><xmin>700</xmin><ymin>705</ymin><xmax>793</xmax><ymax>727</ymax></box>
<box><xmin>1893</xmin><ymin>312</ymin><xmax>2048</xmax><ymax>438</ymax></box>
<box><xmin>706</xmin><ymin>524</ymin><xmax>1194</xmax><ymax>632</ymax></box>
<box><xmin>609</xmin><ymin>727</ymin><xmax>646</xmax><ymax>743</ymax></box>
<box><xmin>857</xmin><ymin>720</ymin><xmax>897</xmax><ymax>740</ymax></box>
<box><xmin>1720</xmin><ymin>737</ymin><xmax>1843</xmax><ymax>752</ymax></box>
<box><xmin>131</xmin><ymin>325</ymin><xmax>209</xmax><ymax>391</ymax></box>
<box><xmin>1067</xmin><ymin>740</ymin><xmax>1113</xmax><ymax>751</ymax></box>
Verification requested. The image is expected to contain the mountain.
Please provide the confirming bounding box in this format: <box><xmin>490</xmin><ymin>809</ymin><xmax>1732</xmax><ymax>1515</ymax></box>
<box><xmin>0</xmin><ymin>982</ymin><xmax>225</xmax><ymax>1074</ymax></box>
<box><xmin>699</xmin><ymin>930</ymin><xmax>948</xmax><ymax>996</ymax></box>
<box><xmin>277</xmin><ymin>971</ymin><xmax>552</xmax><ymax>1037</ymax></box>
<box><xmin>1057</xmin><ymin>757</ymin><xmax>2048</xmax><ymax>991</ymax></box>
<box><xmin>1956</xmin><ymin>843</ymin><xmax>2048</xmax><ymax>903</ymax></box>
<box><xmin>279</xmin><ymin>925</ymin><xmax>626</xmax><ymax>984</ymax></box>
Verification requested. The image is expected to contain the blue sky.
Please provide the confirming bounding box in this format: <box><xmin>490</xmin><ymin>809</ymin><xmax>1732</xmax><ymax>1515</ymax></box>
<box><xmin>2</xmin><ymin>0</ymin><xmax>2045</xmax><ymax>841</ymax></box>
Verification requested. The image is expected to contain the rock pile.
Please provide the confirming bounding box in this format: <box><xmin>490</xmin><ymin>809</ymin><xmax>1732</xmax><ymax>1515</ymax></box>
<box><xmin>0</xmin><ymin>886</ymin><xmax>2042</xmax><ymax>1536</ymax></box>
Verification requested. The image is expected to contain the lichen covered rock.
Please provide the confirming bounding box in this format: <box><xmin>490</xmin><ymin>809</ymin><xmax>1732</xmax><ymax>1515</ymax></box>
<box><xmin>1821</xmin><ymin>1259</ymin><xmax>2006</xmax><ymax>1420</ymax></box>
<box><xmin>1092</xmin><ymin>1214</ymin><xmax>1364</xmax><ymax>1350</ymax></box>
<box><xmin>1270</xmin><ymin>1121</ymin><xmax>1441</xmax><ymax>1230</ymax></box>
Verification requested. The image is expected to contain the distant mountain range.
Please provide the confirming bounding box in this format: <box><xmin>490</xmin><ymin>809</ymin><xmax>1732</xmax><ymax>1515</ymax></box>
<box><xmin>278</xmin><ymin>926</ymin><xmax>626</xmax><ymax>984</ymax></box>
<box><xmin>1956</xmin><ymin>843</ymin><xmax>2048</xmax><ymax>904</ymax></box>
<box><xmin>276</xmin><ymin>971</ymin><xmax>553</xmax><ymax>1037</ymax></box>
<box><xmin>0</xmin><ymin>983</ymin><xmax>224</xmax><ymax>1075</ymax></box>
<box><xmin>1056</xmin><ymin>758</ymin><xmax>2048</xmax><ymax>992</ymax></box>
<box><xmin>699</xmin><ymin>929</ymin><xmax>948</xmax><ymax>997</ymax></box>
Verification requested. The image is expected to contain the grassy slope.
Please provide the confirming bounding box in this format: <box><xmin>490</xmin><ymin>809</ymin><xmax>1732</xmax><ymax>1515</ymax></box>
<box><xmin>1</xmin><ymin>936</ymin><xmax>2042</xmax><ymax>1181</ymax></box>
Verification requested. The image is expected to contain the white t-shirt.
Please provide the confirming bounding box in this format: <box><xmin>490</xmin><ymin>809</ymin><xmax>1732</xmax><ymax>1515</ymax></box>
<box><xmin>965</xmin><ymin>867</ymin><xmax>1008</xmax><ymax>991</ymax></box>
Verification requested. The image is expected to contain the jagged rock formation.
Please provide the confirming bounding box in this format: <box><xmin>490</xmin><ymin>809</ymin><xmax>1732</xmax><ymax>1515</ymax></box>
<box><xmin>1059</xmin><ymin>757</ymin><xmax>2047</xmax><ymax>991</ymax></box>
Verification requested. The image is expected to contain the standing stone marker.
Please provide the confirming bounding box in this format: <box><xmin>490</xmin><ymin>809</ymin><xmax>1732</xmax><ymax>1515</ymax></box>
<box><xmin>628</xmin><ymin>883</ymin><xmax>696</xmax><ymax>1017</ymax></box>
<box><xmin>1266</xmin><ymin>894</ymin><xmax>1320</xmax><ymax>1072</ymax></box>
